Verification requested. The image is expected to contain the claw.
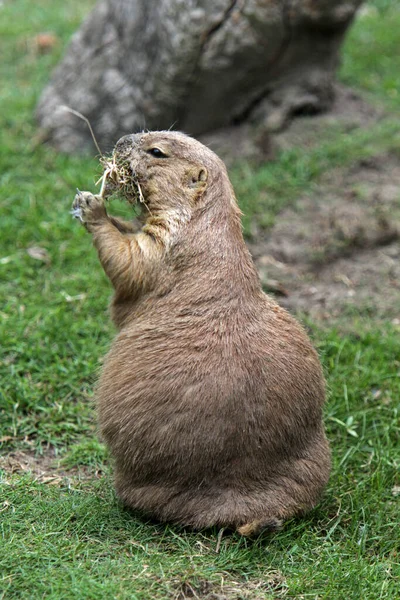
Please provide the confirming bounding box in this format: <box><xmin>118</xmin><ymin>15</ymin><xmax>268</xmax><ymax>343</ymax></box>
<box><xmin>70</xmin><ymin>207</ymin><xmax>83</xmax><ymax>222</ymax></box>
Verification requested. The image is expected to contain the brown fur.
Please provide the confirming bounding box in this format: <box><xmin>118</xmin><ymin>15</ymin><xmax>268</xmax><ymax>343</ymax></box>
<box><xmin>72</xmin><ymin>131</ymin><xmax>331</xmax><ymax>535</ymax></box>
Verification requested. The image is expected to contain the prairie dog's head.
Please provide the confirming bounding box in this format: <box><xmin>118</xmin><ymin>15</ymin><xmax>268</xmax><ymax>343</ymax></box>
<box><xmin>107</xmin><ymin>131</ymin><xmax>234</xmax><ymax>217</ymax></box>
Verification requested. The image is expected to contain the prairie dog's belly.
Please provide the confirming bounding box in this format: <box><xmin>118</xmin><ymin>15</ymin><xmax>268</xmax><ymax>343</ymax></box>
<box><xmin>96</xmin><ymin>318</ymin><xmax>325</xmax><ymax>481</ymax></box>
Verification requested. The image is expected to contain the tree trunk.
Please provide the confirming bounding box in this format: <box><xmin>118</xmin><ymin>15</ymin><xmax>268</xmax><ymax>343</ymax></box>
<box><xmin>36</xmin><ymin>0</ymin><xmax>364</xmax><ymax>154</ymax></box>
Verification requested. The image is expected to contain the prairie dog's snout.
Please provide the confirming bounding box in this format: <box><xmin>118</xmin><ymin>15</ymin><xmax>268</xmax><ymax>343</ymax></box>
<box><xmin>115</xmin><ymin>133</ymin><xmax>141</xmax><ymax>153</ymax></box>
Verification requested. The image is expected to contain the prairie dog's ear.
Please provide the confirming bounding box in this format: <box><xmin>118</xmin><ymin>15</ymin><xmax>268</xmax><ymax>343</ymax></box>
<box><xmin>187</xmin><ymin>167</ymin><xmax>208</xmax><ymax>191</ymax></box>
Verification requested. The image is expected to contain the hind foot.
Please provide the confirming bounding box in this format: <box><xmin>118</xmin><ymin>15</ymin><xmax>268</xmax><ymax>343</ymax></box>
<box><xmin>236</xmin><ymin>517</ymin><xmax>283</xmax><ymax>537</ymax></box>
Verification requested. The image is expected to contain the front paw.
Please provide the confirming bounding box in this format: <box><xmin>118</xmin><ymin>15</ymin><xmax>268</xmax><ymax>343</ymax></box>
<box><xmin>71</xmin><ymin>190</ymin><xmax>107</xmax><ymax>227</ymax></box>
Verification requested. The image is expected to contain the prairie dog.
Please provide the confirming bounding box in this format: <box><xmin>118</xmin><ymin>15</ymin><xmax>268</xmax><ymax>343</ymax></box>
<box><xmin>72</xmin><ymin>131</ymin><xmax>330</xmax><ymax>535</ymax></box>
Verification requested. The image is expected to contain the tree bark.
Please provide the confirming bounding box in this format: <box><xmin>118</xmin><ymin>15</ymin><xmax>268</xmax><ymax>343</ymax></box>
<box><xmin>36</xmin><ymin>0</ymin><xmax>364</xmax><ymax>154</ymax></box>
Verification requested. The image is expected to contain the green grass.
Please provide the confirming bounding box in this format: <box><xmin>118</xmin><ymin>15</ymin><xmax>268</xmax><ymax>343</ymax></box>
<box><xmin>340</xmin><ymin>1</ymin><xmax>400</xmax><ymax>110</ymax></box>
<box><xmin>1</xmin><ymin>1</ymin><xmax>399</xmax><ymax>598</ymax></box>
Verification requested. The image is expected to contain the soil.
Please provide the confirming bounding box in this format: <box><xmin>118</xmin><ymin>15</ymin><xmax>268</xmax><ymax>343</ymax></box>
<box><xmin>0</xmin><ymin>449</ymin><xmax>101</xmax><ymax>484</ymax></box>
<box><xmin>249</xmin><ymin>153</ymin><xmax>400</xmax><ymax>323</ymax></box>
<box><xmin>173</xmin><ymin>573</ymin><xmax>287</xmax><ymax>600</ymax></box>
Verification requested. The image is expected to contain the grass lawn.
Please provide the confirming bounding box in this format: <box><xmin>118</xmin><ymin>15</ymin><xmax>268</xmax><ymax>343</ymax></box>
<box><xmin>1</xmin><ymin>1</ymin><xmax>399</xmax><ymax>598</ymax></box>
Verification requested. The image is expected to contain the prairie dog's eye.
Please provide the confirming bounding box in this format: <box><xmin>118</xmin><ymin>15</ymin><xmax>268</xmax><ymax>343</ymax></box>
<box><xmin>147</xmin><ymin>147</ymin><xmax>168</xmax><ymax>158</ymax></box>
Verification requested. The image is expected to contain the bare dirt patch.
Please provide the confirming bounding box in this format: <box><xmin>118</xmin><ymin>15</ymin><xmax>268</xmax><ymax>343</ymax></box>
<box><xmin>0</xmin><ymin>449</ymin><xmax>101</xmax><ymax>484</ymax></box>
<box><xmin>249</xmin><ymin>153</ymin><xmax>400</xmax><ymax>322</ymax></box>
<box><xmin>273</xmin><ymin>84</ymin><xmax>384</xmax><ymax>153</ymax></box>
<box><xmin>173</xmin><ymin>573</ymin><xmax>287</xmax><ymax>599</ymax></box>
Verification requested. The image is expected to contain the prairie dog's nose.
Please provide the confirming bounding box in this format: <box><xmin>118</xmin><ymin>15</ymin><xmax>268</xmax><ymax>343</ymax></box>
<box><xmin>115</xmin><ymin>133</ymin><xmax>141</xmax><ymax>152</ymax></box>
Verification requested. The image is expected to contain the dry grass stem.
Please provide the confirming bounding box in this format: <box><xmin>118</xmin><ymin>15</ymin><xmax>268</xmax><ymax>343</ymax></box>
<box><xmin>97</xmin><ymin>154</ymin><xmax>144</xmax><ymax>204</ymax></box>
<box><xmin>60</xmin><ymin>106</ymin><xmax>103</xmax><ymax>156</ymax></box>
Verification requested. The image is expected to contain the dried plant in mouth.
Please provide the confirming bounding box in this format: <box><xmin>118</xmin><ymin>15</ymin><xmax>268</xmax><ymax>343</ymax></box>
<box><xmin>97</xmin><ymin>154</ymin><xmax>144</xmax><ymax>204</ymax></box>
<box><xmin>60</xmin><ymin>106</ymin><xmax>143</xmax><ymax>205</ymax></box>
<box><xmin>61</xmin><ymin>106</ymin><xmax>147</xmax><ymax>209</ymax></box>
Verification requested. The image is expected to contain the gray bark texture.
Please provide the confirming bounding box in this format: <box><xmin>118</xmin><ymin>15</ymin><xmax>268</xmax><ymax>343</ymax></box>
<box><xmin>36</xmin><ymin>0</ymin><xmax>364</xmax><ymax>154</ymax></box>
